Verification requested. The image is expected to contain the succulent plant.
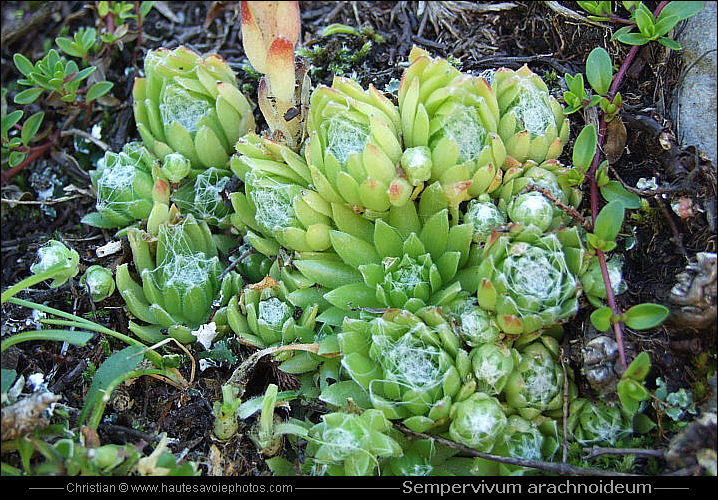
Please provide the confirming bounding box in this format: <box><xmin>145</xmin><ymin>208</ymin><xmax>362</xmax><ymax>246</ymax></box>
<box><xmin>494</xmin><ymin>159</ymin><xmax>582</xmax><ymax>235</ymax></box>
<box><xmin>581</xmin><ymin>255</ymin><xmax>628</xmax><ymax>307</ymax></box>
<box><xmin>231</xmin><ymin>171</ymin><xmax>332</xmax><ymax>256</ymax></box>
<box><xmin>443</xmin><ymin>294</ymin><xmax>502</xmax><ymax>347</ymax></box>
<box><xmin>475</xmin><ymin>225</ymin><xmax>585</xmax><ymax>336</ymax></box>
<box><xmin>470</xmin><ymin>342</ymin><xmax>518</xmax><ymax>395</ymax></box>
<box><xmin>231</xmin><ymin>132</ymin><xmax>313</xmax><ymax>185</ymax></box>
<box><xmin>2</xmin><ymin>240</ymin><xmax>82</xmax><ymax>304</ymax></box>
<box><xmin>305</xmin><ymin>409</ymin><xmax>402</xmax><ymax>476</ymax></box>
<box><xmin>399</xmin><ymin>47</ymin><xmax>506</xmax><ymax>210</ymax></box>
<box><xmin>504</xmin><ymin>339</ymin><xmax>575</xmax><ymax>420</ymax></box>
<box><xmin>115</xmin><ymin>205</ymin><xmax>240</xmax><ymax>343</ymax></box>
<box><xmin>448</xmin><ymin>392</ymin><xmax>507</xmax><ymax>452</ymax></box>
<box><xmin>568</xmin><ymin>398</ymin><xmax>630</xmax><ymax>446</ymax></box>
<box><xmin>230</xmin><ymin>134</ymin><xmax>332</xmax><ymax>256</ymax></box>
<box><xmin>338</xmin><ymin>308</ymin><xmax>476</xmax><ymax>433</ymax></box>
<box><xmin>132</xmin><ymin>46</ymin><xmax>255</xmax><ymax>170</ymax></box>
<box><xmin>223</xmin><ymin>263</ymin><xmax>341</xmax><ymax>376</ymax></box>
<box><xmin>226</xmin><ymin>277</ymin><xmax>318</xmax><ymax>349</ymax></box>
<box><xmin>295</xmin><ymin>203</ymin><xmax>477</xmax><ymax>319</ymax></box>
<box><xmin>80</xmin><ymin>265</ymin><xmax>116</xmax><ymax>302</ymax></box>
<box><xmin>304</xmin><ymin>76</ymin><xmax>405</xmax><ymax>214</ymax></box>
<box><xmin>383</xmin><ymin>436</ymin><xmax>492</xmax><ymax>476</ymax></box>
<box><xmin>64</xmin><ymin>31</ymin><xmax>641</xmax><ymax>476</ymax></box>
<box><xmin>159</xmin><ymin>152</ymin><xmax>192</xmax><ymax>183</ymax></box>
<box><xmin>462</xmin><ymin>195</ymin><xmax>507</xmax><ymax>243</ymax></box>
<box><xmin>492</xmin><ymin>65</ymin><xmax>570</xmax><ymax>165</ymax></box>
<box><xmin>172</xmin><ymin>167</ymin><xmax>233</xmax><ymax>229</ymax></box>
<box><xmin>492</xmin><ymin>415</ymin><xmax>560</xmax><ymax>474</ymax></box>
<box><xmin>83</xmin><ymin>142</ymin><xmax>157</xmax><ymax>229</ymax></box>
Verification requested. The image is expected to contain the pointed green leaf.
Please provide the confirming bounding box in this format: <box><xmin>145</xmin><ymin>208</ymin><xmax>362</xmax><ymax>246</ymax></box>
<box><xmin>329</xmin><ymin>230</ymin><xmax>380</xmax><ymax>269</ymax></box>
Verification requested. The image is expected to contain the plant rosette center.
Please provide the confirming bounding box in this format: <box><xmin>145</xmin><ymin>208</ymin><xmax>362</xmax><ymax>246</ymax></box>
<box><xmin>476</xmin><ymin>228</ymin><xmax>584</xmax><ymax>336</ymax></box>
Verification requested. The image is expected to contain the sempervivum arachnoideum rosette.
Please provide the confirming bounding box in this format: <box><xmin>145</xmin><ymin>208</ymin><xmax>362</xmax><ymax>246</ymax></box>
<box><xmin>115</xmin><ymin>205</ymin><xmax>241</xmax><ymax>344</ymax></box>
<box><xmin>492</xmin><ymin>64</ymin><xmax>570</xmax><ymax>166</ymax></box>
<box><xmin>133</xmin><ymin>46</ymin><xmax>255</xmax><ymax>171</ymax></box>
<box><xmin>230</xmin><ymin>133</ymin><xmax>333</xmax><ymax>256</ymax></box>
<box><xmin>504</xmin><ymin>337</ymin><xmax>577</xmax><ymax>420</ymax></box>
<box><xmin>399</xmin><ymin>47</ymin><xmax>506</xmax><ymax>215</ymax></box>
<box><xmin>82</xmin><ymin>142</ymin><xmax>157</xmax><ymax>230</ymax></box>
<box><xmin>338</xmin><ymin>307</ymin><xmax>477</xmax><ymax>433</ymax></box>
<box><xmin>475</xmin><ymin>224</ymin><xmax>585</xmax><ymax>337</ymax></box>
<box><xmin>223</xmin><ymin>274</ymin><xmax>338</xmax><ymax>376</ymax></box>
<box><xmin>304</xmin><ymin>76</ymin><xmax>406</xmax><ymax>216</ymax></box>
<box><xmin>304</xmin><ymin>409</ymin><xmax>403</xmax><ymax>476</ymax></box>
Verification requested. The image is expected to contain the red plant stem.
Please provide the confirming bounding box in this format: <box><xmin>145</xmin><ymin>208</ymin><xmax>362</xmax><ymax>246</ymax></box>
<box><xmin>106</xmin><ymin>12</ymin><xmax>116</xmax><ymax>34</ymax></box>
<box><xmin>609</xmin><ymin>16</ymin><xmax>635</xmax><ymax>25</ymax></box>
<box><xmin>0</xmin><ymin>141</ymin><xmax>54</xmax><ymax>186</ymax></box>
<box><xmin>586</xmin><ymin>1</ymin><xmax>669</xmax><ymax>372</ymax></box>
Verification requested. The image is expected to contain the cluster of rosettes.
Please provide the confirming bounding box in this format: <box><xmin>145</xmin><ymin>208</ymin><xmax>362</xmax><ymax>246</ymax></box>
<box><xmin>103</xmin><ymin>44</ymin><xmax>630</xmax><ymax>475</ymax></box>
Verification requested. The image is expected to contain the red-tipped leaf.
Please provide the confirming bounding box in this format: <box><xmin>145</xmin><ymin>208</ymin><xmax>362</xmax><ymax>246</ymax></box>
<box><xmin>265</xmin><ymin>36</ymin><xmax>296</xmax><ymax>103</ymax></box>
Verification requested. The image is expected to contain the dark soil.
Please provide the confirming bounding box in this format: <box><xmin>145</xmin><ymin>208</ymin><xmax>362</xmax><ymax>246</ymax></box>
<box><xmin>1</xmin><ymin>1</ymin><xmax>715</xmax><ymax>476</ymax></box>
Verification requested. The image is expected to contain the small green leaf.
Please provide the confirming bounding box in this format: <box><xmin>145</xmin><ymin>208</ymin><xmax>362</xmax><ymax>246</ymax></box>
<box><xmin>1</xmin><ymin>110</ymin><xmax>23</xmax><ymax>138</ymax></box>
<box><xmin>596</xmin><ymin>160</ymin><xmax>610</xmax><ymax>187</ymax></box>
<box><xmin>565</xmin><ymin>73</ymin><xmax>585</xmax><ymax>96</ymax></box>
<box><xmin>653</xmin><ymin>15</ymin><xmax>680</xmax><ymax>38</ymax></box>
<box><xmin>13</xmin><ymin>53</ymin><xmax>35</xmax><ymax>76</ymax></box>
<box><xmin>2</xmin><ymin>329</ymin><xmax>93</xmax><ymax>353</ymax></box>
<box><xmin>611</xmin><ymin>25</ymin><xmax>634</xmax><ymax>42</ymax></box>
<box><xmin>20</xmin><ymin>111</ymin><xmax>44</xmax><ymax>147</ymax></box>
<box><xmin>593</xmin><ymin>200</ymin><xmax>624</xmax><ymax>243</ymax></box>
<box><xmin>600</xmin><ymin>180</ymin><xmax>642</xmax><ymax>209</ymax></box>
<box><xmin>614</xmin><ymin>31</ymin><xmax>650</xmax><ymax>45</ymax></box>
<box><xmin>55</xmin><ymin>37</ymin><xmax>84</xmax><ymax>58</ymax></box>
<box><xmin>634</xmin><ymin>4</ymin><xmax>656</xmax><ymax>38</ymax></box>
<box><xmin>1</xmin><ymin>369</ymin><xmax>18</xmax><ymax>394</ymax></box>
<box><xmin>586</xmin><ymin>47</ymin><xmax>613</xmax><ymax>96</ymax></box>
<box><xmin>590</xmin><ymin>306</ymin><xmax>613</xmax><ymax>332</ymax></box>
<box><xmin>13</xmin><ymin>87</ymin><xmax>43</xmax><ymax>105</ymax></box>
<box><xmin>572</xmin><ymin>124</ymin><xmax>597</xmax><ymax>171</ymax></box>
<box><xmin>64</xmin><ymin>59</ymin><xmax>79</xmax><ymax>78</ymax></box>
<box><xmin>100</xmin><ymin>33</ymin><xmax>119</xmax><ymax>44</ymax></box>
<box><xmin>617</xmin><ymin>380</ymin><xmax>641</xmax><ymax>414</ymax></box>
<box><xmin>8</xmin><ymin>150</ymin><xmax>27</xmax><ymax>167</ymax></box>
<box><xmin>622</xmin><ymin>303</ymin><xmax>670</xmax><ymax>330</ymax></box>
<box><xmin>657</xmin><ymin>37</ymin><xmax>682</xmax><ymax>51</ymax></box>
<box><xmin>85</xmin><ymin>81</ymin><xmax>113</xmax><ymax>103</ymax></box>
<box><xmin>588</xmin><ymin>94</ymin><xmax>603</xmax><ymax>107</ymax></box>
<box><xmin>265</xmin><ymin>457</ymin><xmax>297</xmax><ymax>476</ymax></box>
<box><xmin>633</xmin><ymin>413</ymin><xmax>657</xmax><ymax>434</ymax></box>
<box><xmin>140</xmin><ymin>1</ymin><xmax>155</xmax><ymax>18</ymax></box>
<box><xmin>279</xmin><ymin>352</ymin><xmax>321</xmax><ymax>374</ymax></box>
<box><xmin>80</xmin><ymin>212</ymin><xmax>120</xmax><ymax>229</ymax></box>
<box><xmin>623</xmin><ymin>351</ymin><xmax>651</xmax><ymax>381</ymax></box>
<box><xmin>69</xmin><ymin>66</ymin><xmax>96</xmax><ymax>84</ymax></box>
<box><xmin>237</xmin><ymin>390</ymin><xmax>299</xmax><ymax>419</ymax></box>
<box><xmin>319</xmin><ymin>380</ymin><xmax>372</xmax><ymax>409</ymax></box>
<box><xmin>81</xmin><ymin>27</ymin><xmax>97</xmax><ymax>48</ymax></box>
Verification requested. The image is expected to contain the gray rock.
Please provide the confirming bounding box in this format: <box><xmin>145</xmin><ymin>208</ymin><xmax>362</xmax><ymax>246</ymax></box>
<box><xmin>671</xmin><ymin>2</ymin><xmax>717</xmax><ymax>165</ymax></box>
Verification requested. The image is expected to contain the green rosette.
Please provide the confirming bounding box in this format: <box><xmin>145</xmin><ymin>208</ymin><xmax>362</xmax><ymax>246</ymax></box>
<box><xmin>133</xmin><ymin>46</ymin><xmax>255</xmax><ymax>171</ymax></box>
